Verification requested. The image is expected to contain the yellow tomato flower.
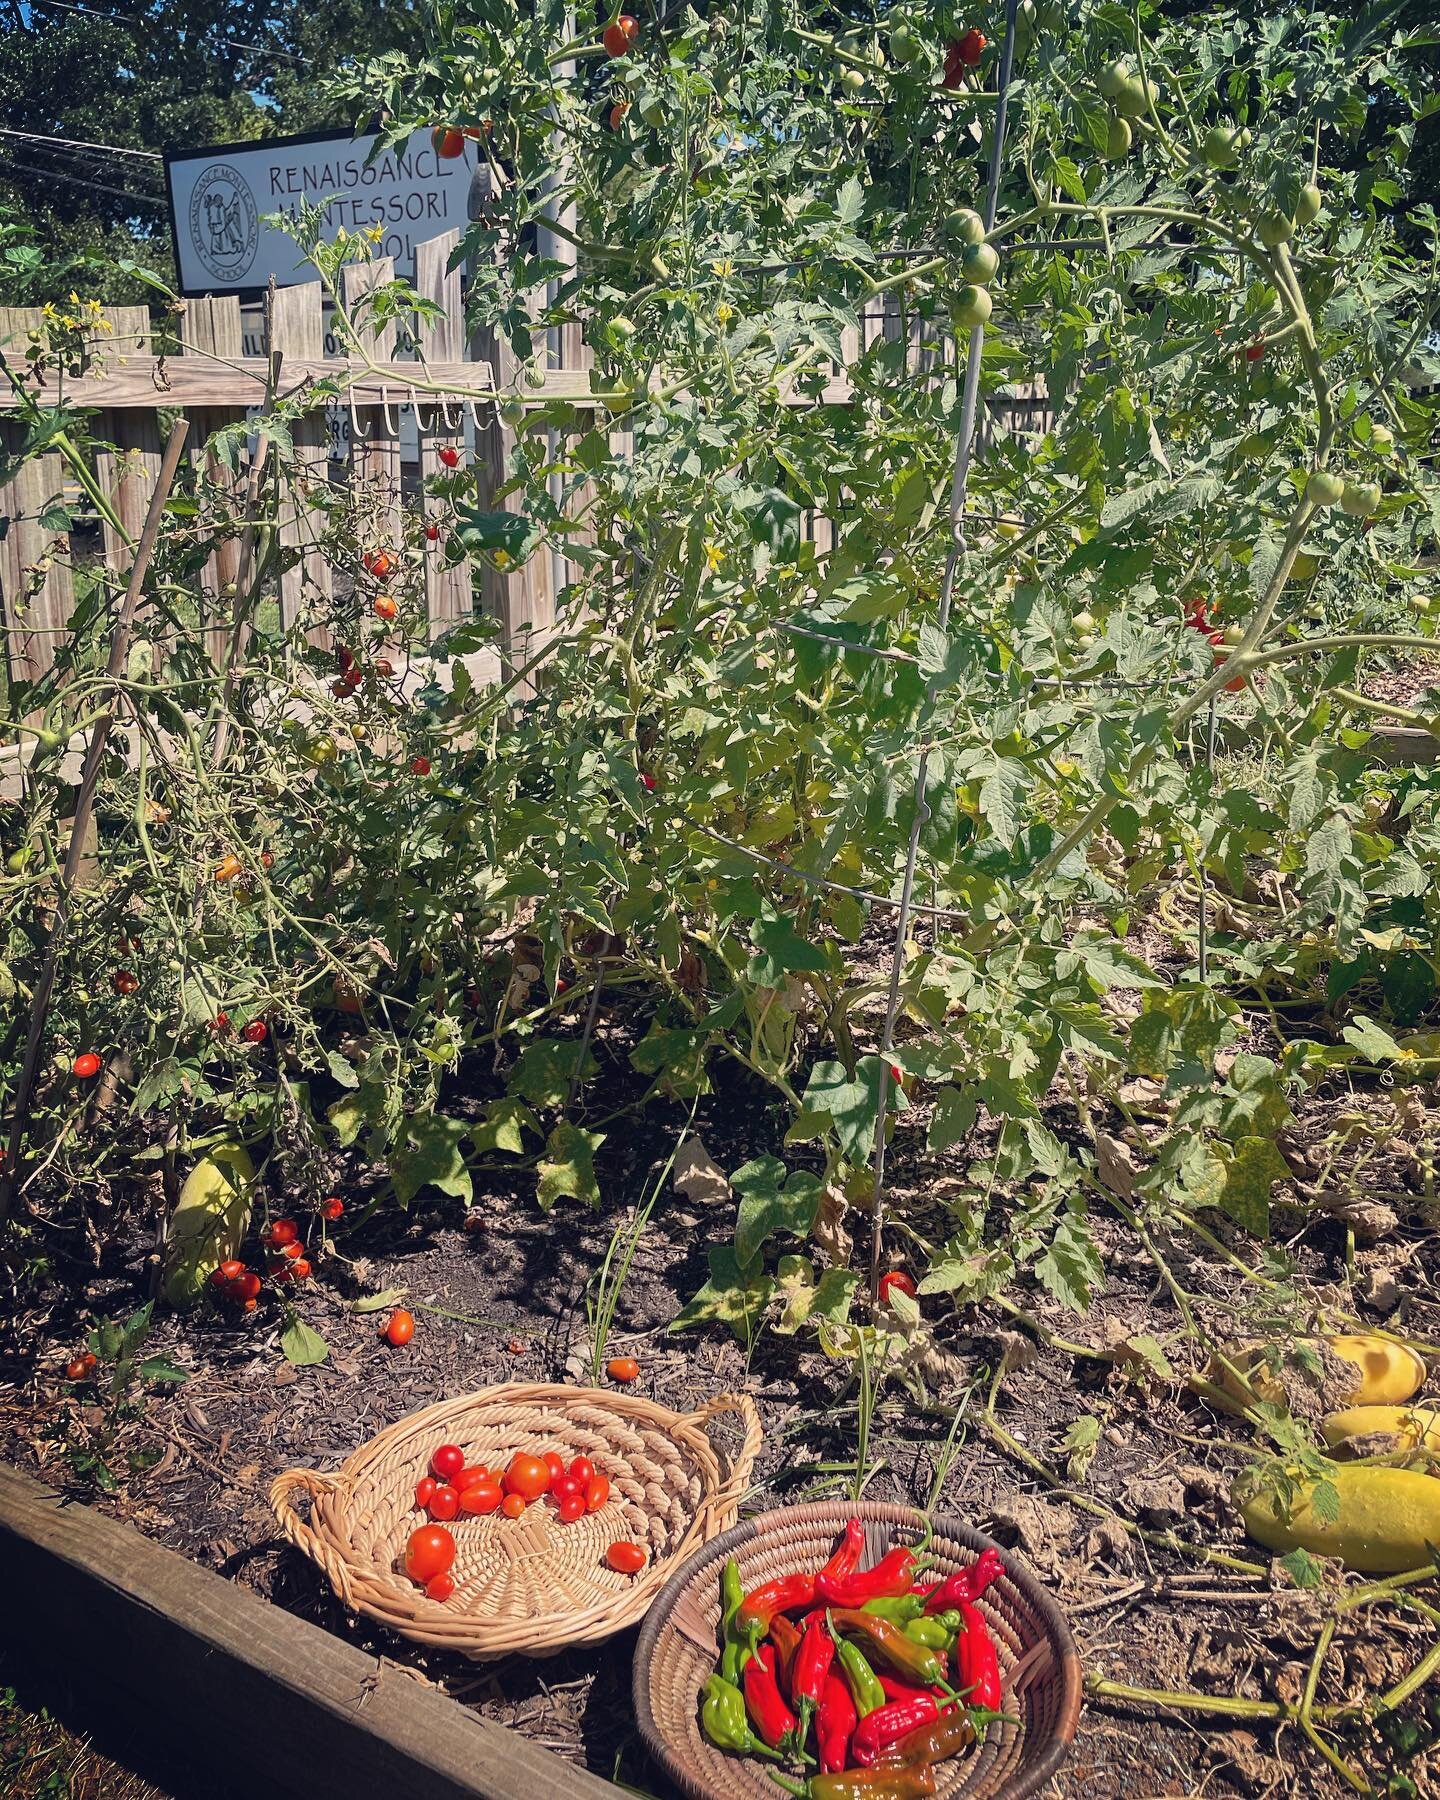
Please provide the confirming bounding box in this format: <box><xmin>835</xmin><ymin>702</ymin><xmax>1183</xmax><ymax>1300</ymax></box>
<box><xmin>366</xmin><ymin>224</ymin><xmax>385</xmax><ymax>242</ymax></box>
<box><xmin>714</xmin><ymin>301</ymin><xmax>734</xmax><ymax>326</ymax></box>
<box><xmin>704</xmin><ymin>542</ymin><xmax>725</xmax><ymax>572</ymax></box>
<box><xmin>711</xmin><ymin>258</ymin><xmax>734</xmax><ymax>277</ymax></box>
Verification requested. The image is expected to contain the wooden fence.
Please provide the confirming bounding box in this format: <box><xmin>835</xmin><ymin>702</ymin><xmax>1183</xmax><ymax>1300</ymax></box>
<box><xmin>0</xmin><ymin>231</ymin><xmax>1052</xmax><ymax>702</ymax></box>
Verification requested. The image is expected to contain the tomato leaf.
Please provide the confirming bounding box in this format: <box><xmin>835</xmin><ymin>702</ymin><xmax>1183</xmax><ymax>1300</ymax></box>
<box><xmin>732</xmin><ymin>1155</ymin><xmax>822</xmax><ymax>1270</ymax></box>
<box><xmin>390</xmin><ymin>1114</ymin><xmax>474</xmax><ymax>1206</ymax></box>
<box><xmin>671</xmin><ymin>1247</ymin><xmax>774</xmax><ymax>1342</ymax></box>
<box><xmin>280</xmin><ymin>1317</ymin><xmax>330</xmax><ymax>1367</ymax></box>
<box><xmin>537</xmin><ymin>1121</ymin><xmax>604</xmax><ymax>1209</ymax></box>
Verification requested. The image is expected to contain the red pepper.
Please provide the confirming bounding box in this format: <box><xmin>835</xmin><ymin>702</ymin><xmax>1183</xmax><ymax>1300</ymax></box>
<box><xmin>791</xmin><ymin>1613</ymin><xmax>835</xmax><ymax>1740</ymax></box>
<box><xmin>877</xmin><ymin>1674</ymin><xmax>951</xmax><ymax>1708</ymax></box>
<box><xmin>921</xmin><ymin>1547</ymin><xmax>1003</xmax><ymax>1616</ymax></box>
<box><xmin>953</xmin><ymin>1601</ymin><xmax>1002</xmax><ymax>1712</ymax></box>
<box><xmin>744</xmin><ymin>1641</ymin><xmax>804</xmax><ymax>1755</ymax></box>
<box><xmin>817</xmin><ymin>1545</ymin><xmax>917</xmax><ymax>1607</ymax></box>
<box><xmin>874</xmin><ymin>1708</ymin><xmax>977</xmax><ymax>1769</ymax></box>
<box><xmin>852</xmin><ymin>1694</ymin><xmax>941</xmax><ymax>1766</ymax></box>
<box><xmin>815</xmin><ymin>1667</ymin><xmax>857</xmax><ymax>1773</ymax></box>
<box><xmin>820</xmin><ymin>1518</ymin><xmax>865</xmax><ymax>1583</ymax></box>
<box><xmin>736</xmin><ymin>1570</ymin><xmax>818</xmax><ymax>1650</ymax></box>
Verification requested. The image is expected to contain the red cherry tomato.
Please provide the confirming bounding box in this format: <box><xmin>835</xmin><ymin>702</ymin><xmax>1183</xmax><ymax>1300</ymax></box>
<box><xmin>603</xmin><ymin>14</ymin><xmax>639</xmax><ymax>56</ymax></box>
<box><xmin>410</xmin><ymin>755</ymin><xmax>431</xmax><ymax>777</ymax></box>
<box><xmin>455</xmin><ymin>1464</ymin><xmax>492</xmax><ymax>1489</ymax></box>
<box><xmin>428</xmin><ymin>1484</ymin><xmax>460</xmax><ymax>1522</ymax></box>
<box><xmin>374</xmin><ymin>594</ymin><xmax>398</xmax><ymax>622</ymax></box>
<box><xmin>426</xmin><ymin>1573</ymin><xmax>456</xmax><ymax>1602</ymax></box>
<box><xmin>606</xmin><ymin>1356</ymin><xmax>640</xmax><ymax>1383</ymax></box>
<box><xmin>217</xmin><ymin>1258</ymin><xmax>246</xmax><ymax>1282</ymax></box>
<box><xmin>878</xmin><ymin>1270</ymin><xmax>918</xmax><ymax>1303</ymax></box>
<box><xmin>431</xmin><ymin>1444</ymin><xmax>465</xmax><ymax>1482</ymax></box>
<box><xmin>609</xmin><ymin>101</ymin><xmax>630</xmax><ymax>130</ymax></box>
<box><xmin>72</xmin><ymin>1052</ymin><xmax>102</xmax><ymax>1079</ymax></box>
<box><xmin>242</xmin><ymin>1019</ymin><xmax>267</xmax><ymax>1043</ymax></box>
<box><xmin>404</xmin><ymin>1524</ymin><xmax>455</xmax><ymax>1583</ymax></box>
<box><xmin>550</xmin><ymin>1474</ymin><xmax>582</xmax><ymax>1502</ymax></box>
<box><xmin>383</xmin><ymin>1308</ymin><xmax>415</xmax><ymax>1346</ymax></box>
<box><xmin>1246</xmin><ymin>340</ymin><xmax>1265</xmax><ymax>363</ymax></box>
<box><xmin>639</xmin><ymin>772</ymin><xmax>656</xmax><ymax>792</ymax></box>
<box><xmin>438</xmin><ymin>446</ymin><xmax>461</xmax><ymax>468</ymax></box>
<box><xmin>605</xmin><ymin>1540</ymin><xmax>646</xmax><ymax>1574</ymax></box>
<box><xmin>505</xmin><ymin>1453</ymin><xmax>551</xmax><ymax>1500</ymax></box>
<box><xmin>320</xmin><ymin>1197</ymin><xmax>343</xmax><ymax>1222</ymax></box>
<box><xmin>586</xmin><ymin>1473</ymin><xmax>611</xmax><ymax>1512</ymax></box>
<box><xmin>557</xmin><ymin>1493</ymin><xmax>587</xmax><ymax>1524</ymax></box>
<box><xmin>459</xmin><ymin>1480</ymin><xmax>502</xmax><ymax>1516</ymax></box>
<box><xmin>423</xmin><ymin>525</ymin><xmax>440</xmax><ymax>542</ymax></box>
<box><xmin>569</xmin><ymin>1456</ymin><xmax>595</xmax><ymax>1485</ymax></box>
<box><xmin>373</xmin><ymin>658</ymin><xmax>394</xmax><ymax>678</ymax></box>
<box><xmin>956</xmin><ymin>27</ymin><xmax>986</xmax><ymax>64</ymax></box>
<box><xmin>501</xmin><ymin>1492</ymin><xmax>528</xmax><ymax>1518</ymax></box>
<box><xmin>267</xmin><ymin>1218</ymin><xmax>299</xmax><ymax>1247</ymax></box>
<box><xmin>290</xmin><ymin>1257</ymin><xmax>312</xmax><ymax>1280</ymax></box>
<box><xmin>431</xmin><ymin>126</ymin><xmax>465</xmax><ymax>159</ymax></box>
<box><xmin>415</xmin><ymin>1477</ymin><xmax>436</xmax><ymax>1508</ymax></box>
<box><xmin>543</xmin><ymin>1451</ymin><xmax>567</xmax><ymax>1482</ymax></box>
<box><xmin>113</xmin><ymin>969</ymin><xmax>139</xmax><ymax>995</ymax></box>
<box><xmin>65</xmin><ymin>1355</ymin><xmax>94</xmax><ymax>1381</ymax></box>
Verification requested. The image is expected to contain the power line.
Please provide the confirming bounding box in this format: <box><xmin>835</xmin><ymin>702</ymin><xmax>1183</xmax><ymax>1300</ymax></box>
<box><xmin>0</xmin><ymin>156</ymin><xmax>166</xmax><ymax>208</ymax></box>
<box><xmin>26</xmin><ymin>0</ymin><xmax>312</xmax><ymax>64</ymax></box>
<box><xmin>0</xmin><ymin>125</ymin><xmax>162</xmax><ymax>164</ymax></box>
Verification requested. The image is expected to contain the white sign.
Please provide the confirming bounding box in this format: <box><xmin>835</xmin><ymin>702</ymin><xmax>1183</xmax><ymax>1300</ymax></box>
<box><xmin>165</xmin><ymin>127</ymin><xmax>480</xmax><ymax>296</ymax></box>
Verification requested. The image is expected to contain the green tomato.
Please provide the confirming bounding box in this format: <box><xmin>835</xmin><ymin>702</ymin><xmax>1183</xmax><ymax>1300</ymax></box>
<box><xmin>960</xmin><ymin>241</ymin><xmax>999</xmax><ymax>285</ymax></box>
<box><xmin>1113</xmin><ymin>74</ymin><xmax>1157</xmax><ymax>119</ymax></box>
<box><xmin>1340</xmin><ymin>480</ymin><xmax>1382</xmax><ymax>519</ymax></box>
<box><xmin>1222</xmin><ymin>622</ymin><xmax>1246</xmax><ymax>646</ymax></box>
<box><xmin>305</xmin><ymin>735</ymin><xmax>338</xmax><ymax>766</ymax></box>
<box><xmin>945</xmin><ymin>207</ymin><xmax>986</xmax><ymax>247</ymax></box>
<box><xmin>610</xmin><ymin>315</ymin><xmax>637</xmax><ymax>340</ymax></box>
<box><xmin>1104</xmin><ymin>115</ymin><xmax>1133</xmax><ymax>161</ymax></box>
<box><xmin>1071</xmin><ymin>609</ymin><xmax>1096</xmax><ymax>633</ymax></box>
<box><xmin>1097</xmin><ymin>58</ymin><xmax>1131</xmax><ymax>100</ymax></box>
<box><xmin>499</xmin><ymin>399</ymin><xmax>526</xmax><ymax>430</ymax></box>
<box><xmin>889</xmin><ymin>24</ymin><xmax>921</xmax><ymax>63</ymax></box>
<box><xmin>1289</xmin><ymin>548</ymin><xmax>1321</xmax><ymax>582</ymax></box>
<box><xmin>1295</xmin><ymin>182</ymin><xmax>1322</xmax><ymax>225</ymax></box>
<box><xmin>6</xmin><ymin>847</ymin><xmax>33</xmax><ymax>875</ymax></box>
<box><xmin>1235</xmin><ymin>432</ymin><xmax>1271</xmax><ymax>462</ymax></box>
<box><xmin>951</xmin><ymin>285</ymin><xmax>993</xmax><ymax>330</ymax></box>
<box><xmin>1202</xmin><ymin>123</ymin><xmax>1242</xmax><ymax>170</ymax></box>
<box><xmin>1370</xmin><ymin>423</ymin><xmax>1395</xmax><ymax>453</ymax></box>
<box><xmin>840</xmin><ymin>67</ymin><xmax>866</xmax><ymax>94</ymax></box>
<box><xmin>1409</xmin><ymin>594</ymin><xmax>1432</xmax><ymax>616</ymax></box>
<box><xmin>1257</xmin><ymin>211</ymin><xmax>1294</xmax><ymax>248</ymax></box>
<box><xmin>1305</xmin><ymin>469</ymin><xmax>1345</xmax><ymax>508</ymax></box>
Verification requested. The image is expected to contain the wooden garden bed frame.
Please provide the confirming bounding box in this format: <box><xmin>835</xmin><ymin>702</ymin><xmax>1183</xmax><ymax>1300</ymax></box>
<box><xmin>0</xmin><ymin>1462</ymin><xmax>626</xmax><ymax>1800</ymax></box>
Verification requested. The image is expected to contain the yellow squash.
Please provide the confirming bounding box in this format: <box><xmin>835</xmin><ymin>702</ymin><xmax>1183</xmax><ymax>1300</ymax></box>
<box><xmin>1321</xmin><ymin>1405</ymin><xmax>1440</xmax><ymax>1452</ymax></box>
<box><xmin>1213</xmin><ymin>1333</ymin><xmax>1426</xmax><ymax>1408</ymax></box>
<box><xmin>161</xmin><ymin>1141</ymin><xmax>255</xmax><ymax>1307</ymax></box>
<box><xmin>1239</xmin><ymin>1463</ymin><xmax>1440</xmax><ymax>1572</ymax></box>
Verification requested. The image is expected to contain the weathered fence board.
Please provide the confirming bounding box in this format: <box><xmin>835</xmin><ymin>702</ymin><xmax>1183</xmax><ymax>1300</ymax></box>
<box><xmin>414</xmin><ymin>230</ymin><xmax>473</xmax><ymax>638</ymax></box>
<box><xmin>180</xmin><ymin>292</ymin><xmax>247</xmax><ymax>663</ymax></box>
<box><xmin>0</xmin><ymin>305</ymin><xmax>76</xmax><ymax>688</ymax></box>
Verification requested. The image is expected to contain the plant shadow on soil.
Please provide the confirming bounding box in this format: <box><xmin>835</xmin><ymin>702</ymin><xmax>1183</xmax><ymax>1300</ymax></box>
<box><xmin>4</xmin><ymin>978</ymin><xmax>1440</xmax><ymax>1796</ymax></box>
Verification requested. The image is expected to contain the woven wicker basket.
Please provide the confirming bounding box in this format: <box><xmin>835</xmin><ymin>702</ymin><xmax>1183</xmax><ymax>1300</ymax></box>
<box><xmin>634</xmin><ymin>1502</ymin><xmax>1081</xmax><ymax>1800</ymax></box>
<box><xmin>269</xmin><ymin>1381</ymin><xmax>760</xmax><ymax>1659</ymax></box>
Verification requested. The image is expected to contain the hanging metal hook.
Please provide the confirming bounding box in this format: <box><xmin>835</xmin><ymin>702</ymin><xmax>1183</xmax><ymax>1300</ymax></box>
<box><xmin>381</xmin><ymin>383</ymin><xmax>400</xmax><ymax>437</ymax></box>
<box><xmin>349</xmin><ymin>385</ymin><xmax>373</xmax><ymax>442</ymax></box>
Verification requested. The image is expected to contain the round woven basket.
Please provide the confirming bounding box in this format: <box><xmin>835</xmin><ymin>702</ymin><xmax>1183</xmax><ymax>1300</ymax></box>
<box><xmin>633</xmin><ymin>1502</ymin><xmax>1081</xmax><ymax>1800</ymax></box>
<box><xmin>269</xmin><ymin>1381</ymin><xmax>760</xmax><ymax>1659</ymax></box>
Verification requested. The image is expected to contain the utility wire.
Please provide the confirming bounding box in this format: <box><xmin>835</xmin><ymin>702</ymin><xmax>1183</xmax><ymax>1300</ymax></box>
<box><xmin>0</xmin><ymin>155</ymin><xmax>166</xmax><ymax>208</ymax></box>
<box><xmin>26</xmin><ymin>0</ymin><xmax>312</xmax><ymax>64</ymax></box>
<box><xmin>0</xmin><ymin>125</ymin><xmax>163</xmax><ymax>163</ymax></box>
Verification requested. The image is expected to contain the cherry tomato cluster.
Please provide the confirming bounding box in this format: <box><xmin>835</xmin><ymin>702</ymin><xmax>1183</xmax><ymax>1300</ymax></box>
<box><xmin>1184</xmin><ymin>598</ymin><xmax>1247</xmax><ymax>692</ymax></box>
<box><xmin>412</xmin><ymin>1441</ymin><xmax>614</xmax><ymax>1530</ymax></box>
<box><xmin>264</xmin><ymin>1215</ymin><xmax>315</xmax><ymax>1285</ymax></box>
<box><xmin>209</xmin><ymin>1257</ymin><xmax>264</xmax><ymax>1310</ymax></box>
<box><xmin>943</xmin><ymin>27</ymin><xmax>986</xmax><ymax>86</ymax></box>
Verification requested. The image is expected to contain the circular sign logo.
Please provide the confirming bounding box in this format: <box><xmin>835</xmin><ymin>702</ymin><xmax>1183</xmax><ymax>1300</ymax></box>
<box><xmin>188</xmin><ymin>165</ymin><xmax>259</xmax><ymax>284</ymax></box>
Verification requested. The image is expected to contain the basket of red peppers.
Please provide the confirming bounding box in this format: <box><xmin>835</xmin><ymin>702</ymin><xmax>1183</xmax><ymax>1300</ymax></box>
<box><xmin>633</xmin><ymin>1503</ymin><xmax>1080</xmax><ymax>1800</ymax></box>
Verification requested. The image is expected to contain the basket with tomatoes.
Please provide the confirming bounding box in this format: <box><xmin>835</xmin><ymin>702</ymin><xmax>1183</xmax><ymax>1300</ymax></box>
<box><xmin>269</xmin><ymin>1381</ymin><xmax>759</xmax><ymax>1658</ymax></box>
<box><xmin>634</xmin><ymin>1503</ymin><xmax>1081</xmax><ymax>1800</ymax></box>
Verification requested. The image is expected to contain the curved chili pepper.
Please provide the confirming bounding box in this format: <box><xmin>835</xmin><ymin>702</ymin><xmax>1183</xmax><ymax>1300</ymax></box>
<box><xmin>791</xmin><ymin>1613</ymin><xmax>835</xmax><ymax>1741</ymax></box>
<box><xmin>953</xmin><ymin>1600</ymin><xmax>1002</xmax><ymax>1712</ymax></box>
<box><xmin>817</xmin><ymin>1544</ymin><xmax>917</xmax><ymax>1608</ymax></box>
<box><xmin>700</xmin><ymin>1673</ymin><xmax>781</xmax><ymax>1760</ymax></box>
<box><xmin>816</xmin><ymin>1668</ymin><xmax>857</xmax><ymax>1773</ymax></box>
<box><xmin>820</xmin><ymin>1517</ymin><xmax>866</xmax><ymax>1582</ymax></box>
<box><xmin>780</xmin><ymin>1767</ymin><xmax>938</xmax><ymax>1799</ymax></box>
<box><xmin>861</xmin><ymin>1593</ymin><xmax>924</xmax><ymax>1625</ymax></box>
<box><xmin>832</xmin><ymin>1626</ymin><xmax>886</xmax><ymax>1717</ymax></box>
<box><xmin>736</xmin><ymin>1570</ymin><xmax>818</xmax><ymax>1656</ymax></box>
<box><xmin>852</xmin><ymin>1693</ymin><xmax>941</xmax><ymax>1767</ymax></box>
<box><xmin>874</xmin><ymin>1707</ymin><xmax>977</xmax><ymax>1770</ymax></box>
<box><xmin>877</xmin><ymin>1673</ymin><xmax>950</xmax><ymax>1708</ymax></box>
<box><xmin>921</xmin><ymin>1547</ymin><xmax>1003</xmax><ymax>1616</ymax></box>
<box><xmin>719</xmin><ymin>1557</ymin><xmax>751</xmax><ymax>1684</ymax></box>
<box><xmin>744</xmin><ymin>1641</ymin><xmax>805</xmax><ymax>1756</ymax></box>
<box><xmin>768</xmin><ymin>1611</ymin><xmax>803</xmax><ymax>1694</ymax></box>
<box><xmin>830</xmin><ymin>1609</ymin><xmax>954</xmax><ymax>1690</ymax></box>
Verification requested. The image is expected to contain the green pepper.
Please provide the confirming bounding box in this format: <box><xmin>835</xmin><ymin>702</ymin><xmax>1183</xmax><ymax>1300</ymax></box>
<box><xmin>861</xmin><ymin>1593</ymin><xmax>925</xmax><ymax>1624</ymax></box>
<box><xmin>832</xmin><ymin>1622</ymin><xmax>886</xmax><ymax>1717</ymax></box>
<box><xmin>719</xmin><ymin>1557</ymin><xmax>751</xmax><ymax>1684</ymax></box>
<box><xmin>700</xmin><ymin>1674</ymin><xmax>781</xmax><ymax>1759</ymax></box>
<box><xmin>902</xmin><ymin>1616</ymin><xmax>952</xmax><ymax>1651</ymax></box>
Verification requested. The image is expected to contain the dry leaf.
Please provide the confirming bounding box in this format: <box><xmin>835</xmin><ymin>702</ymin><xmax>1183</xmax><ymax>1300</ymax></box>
<box><xmin>673</xmin><ymin>1136</ymin><xmax>730</xmax><ymax>1207</ymax></box>
<box><xmin>1095</xmin><ymin>1132</ymin><xmax>1141</xmax><ymax>1200</ymax></box>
